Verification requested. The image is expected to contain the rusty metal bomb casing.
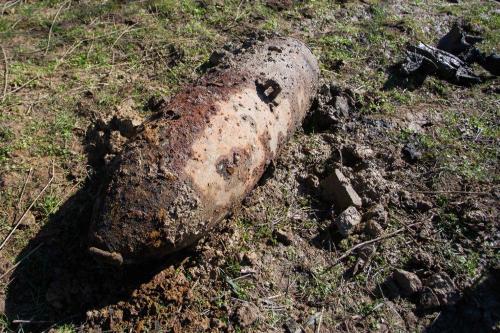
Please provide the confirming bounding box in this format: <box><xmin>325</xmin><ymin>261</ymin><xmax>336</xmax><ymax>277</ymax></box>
<box><xmin>88</xmin><ymin>37</ymin><xmax>320</xmax><ymax>265</ymax></box>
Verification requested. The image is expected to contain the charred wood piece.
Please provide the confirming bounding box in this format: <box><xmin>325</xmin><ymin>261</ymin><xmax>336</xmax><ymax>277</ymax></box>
<box><xmin>401</xmin><ymin>42</ymin><xmax>481</xmax><ymax>86</ymax></box>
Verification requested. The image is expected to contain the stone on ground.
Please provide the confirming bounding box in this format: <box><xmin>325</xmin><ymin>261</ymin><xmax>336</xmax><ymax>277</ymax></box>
<box><xmin>334</xmin><ymin>206</ymin><xmax>362</xmax><ymax>236</ymax></box>
<box><xmin>321</xmin><ymin>169</ymin><xmax>362</xmax><ymax>211</ymax></box>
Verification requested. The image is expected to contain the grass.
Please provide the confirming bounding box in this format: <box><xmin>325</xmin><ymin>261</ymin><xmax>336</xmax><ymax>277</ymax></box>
<box><xmin>297</xmin><ymin>266</ymin><xmax>340</xmax><ymax>302</ymax></box>
<box><xmin>52</xmin><ymin>324</ymin><xmax>77</xmax><ymax>333</ymax></box>
<box><xmin>0</xmin><ymin>0</ymin><xmax>498</xmax><ymax>331</ymax></box>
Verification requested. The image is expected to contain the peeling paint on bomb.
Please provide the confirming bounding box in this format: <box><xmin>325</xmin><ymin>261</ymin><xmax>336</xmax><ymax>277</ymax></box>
<box><xmin>88</xmin><ymin>37</ymin><xmax>320</xmax><ymax>265</ymax></box>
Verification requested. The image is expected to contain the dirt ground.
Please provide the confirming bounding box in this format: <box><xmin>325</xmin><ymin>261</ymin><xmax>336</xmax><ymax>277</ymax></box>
<box><xmin>0</xmin><ymin>1</ymin><xmax>498</xmax><ymax>332</ymax></box>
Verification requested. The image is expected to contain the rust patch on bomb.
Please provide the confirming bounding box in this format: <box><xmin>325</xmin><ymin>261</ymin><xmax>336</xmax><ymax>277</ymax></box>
<box><xmin>88</xmin><ymin>37</ymin><xmax>320</xmax><ymax>265</ymax></box>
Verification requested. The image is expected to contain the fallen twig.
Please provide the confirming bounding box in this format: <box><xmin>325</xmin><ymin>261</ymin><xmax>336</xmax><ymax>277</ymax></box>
<box><xmin>0</xmin><ymin>162</ymin><xmax>55</xmax><ymax>252</ymax></box>
<box><xmin>316</xmin><ymin>307</ymin><xmax>324</xmax><ymax>333</ymax></box>
<box><xmin>0</xmin><ymin>242</ymin><xmax>43</xmax><ymax>281</ymax></box>
<box><xmin>1</xmin><ymin>77</ymin><xmax>38</xmax><ymax>98</ymax></box>
<box><xmin>17</xmin><ymin>167</ymin><xmax>33</xmax><ymax>211</ymax></box>
<box><xmin>1</xmin><ymin>0</ymin><xmax>21</xmax><ymax>15</ymax></box>
<box><xmin>1</xmin><ymin>44</ymin><xmax>8</xmax><ymax>101</ymax></box>
<box><xmin>326</xmin><ymin>221</ymin><xmax>424</xmax><ymax>271</ymax></box>
<box><xmin>111</xmin><ymin>23</ymin><xmax>138</xmax><ymax>49</ymax></box>
<box><xmin>12</xmin><ymin>319</ymin><xmax>53</xmax><ymax>325</ymax></box>
<box><xmin>411</xmin><ymin>190</ymin><xmax>490</xmax><ymax>195</ymax></box>
<box><xmin>45</xmin><ymin>0</ymin><xmax>71</xmax><ymax>56</ymax></box>
<box><xmin>52</xmin><ymin>40</ymin><xmax>83</xmax><ymax>71</ymax></box>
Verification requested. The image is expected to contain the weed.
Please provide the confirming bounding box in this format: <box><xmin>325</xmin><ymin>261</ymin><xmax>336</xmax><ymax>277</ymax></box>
<box><xmin>222</xmin><ymin>257</ymin><xmax>252</xmax><ymax>301</ymax></box>
<box><xmin>53</xmin><ymin>324</ymin><xmax>77</xmax><ymax>333</ymax></box>
<box><xmin>358</xmin><ymin>300</ymin><xmax>382</xmax><ymax>317</ymax></box>
<box><xmin>0</xmin><ymin>314</ymin><xmax>9</xmax><ymax>332</ymax></box>
<box><xmin>38</xmin><ymin>193</ymin><xmax>60</xmax><ymax>219</ymax></box>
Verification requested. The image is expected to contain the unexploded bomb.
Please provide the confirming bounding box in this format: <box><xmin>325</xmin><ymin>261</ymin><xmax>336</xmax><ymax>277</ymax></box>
<box><xmin>88</xmin><ymin>37</ymin><xmax>320</xmax><ymax>265</ymax></box>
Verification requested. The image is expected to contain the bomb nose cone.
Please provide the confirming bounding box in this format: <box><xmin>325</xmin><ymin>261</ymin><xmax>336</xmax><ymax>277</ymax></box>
<box><xmin>89</xmin><ymin>247</ymin><xmax>124</xmax><ymax>266</ymax></box>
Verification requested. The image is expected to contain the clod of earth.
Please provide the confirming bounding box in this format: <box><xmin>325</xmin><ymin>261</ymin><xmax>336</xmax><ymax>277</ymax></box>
<box><xmin>305</xmin><ymin>83</ymin><xmax>356</xmax><ymax>130</ymax></box>
<box><xmin>273</xmin><ymin>228</ymin><xmax>294</xmax><ymax>246</ymax></box>
<box><xmin>234</xmin><ymin>302</ymin><xmax>261</xmax><ymax>327</ymax></box>
<box><xmin>88</xmin><ymin>37</ymin><xmax>319</xmax><ymax>265</ymax></box>
<box><xmin>420</xmin><ymin>272</ymin><xmax>460</xmax><ymax>308</ymax></box>
<box><xmin>393</xmin><ymin>269</ymin><xmax>423</xmax><ymax>297</ymax></box>
<box><xmin>364</xmin><ymin>219</ymin><xmax>384</xmax><ymax>238</ymax></box>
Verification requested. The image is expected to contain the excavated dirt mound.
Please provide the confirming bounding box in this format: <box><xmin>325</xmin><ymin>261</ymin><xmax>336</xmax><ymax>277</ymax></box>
<box><xmin>5</xmin><ymin>77</ymin><xmax>498</xmax><ymax>332</ymax></box>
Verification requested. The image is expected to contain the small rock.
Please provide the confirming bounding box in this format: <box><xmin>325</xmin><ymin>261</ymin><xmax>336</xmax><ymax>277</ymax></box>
<box><xmin>0</xmin><ymin>295</ymin><xmax>5</xmax><ymax>313</ymax></box>
<box><xmin>321</xmin><ymin>169</ymin><xmax>362</xmax><ymax>211</ymax></box>
<box><xmin>463</xmin><ymin>210</ymin><xmax>488</xmax><ymax>223</ymax></box>
<box><xmin>357</xmin><ymin>244</ymin><xmax>376</xmax><ymax>261</ymax></box>
<box><xmin>234</xmin><ymin>303</ymin><xmax>260</xmax><ymax>327</ymax></box>
<box><xmin>335</xmin><ymin>95</ymin><xmax>351</xmax><ymax>117</ymax></box>
<box><xmin>308</xmin><ymin>85</ymin><xmax>355</xmax><ymax>130</ymax></box>
<box><xmin>393</xmin><ymin>269</ymin><xmax>422</xmax><ymax>296</ymax></box>
<box><xmin>365</xmin><ymin>220</ymin><xmax>383</xmax><ymax>238</ymax></box>
<box><xmin>334</xmin><ymin>206</ymin><xmax>362</xmax><ymax>236</ymax></box>
<box><xmin>274</xmin><ymin>229</ymin><xmax>293</xmax><ymax>246</ymax></box>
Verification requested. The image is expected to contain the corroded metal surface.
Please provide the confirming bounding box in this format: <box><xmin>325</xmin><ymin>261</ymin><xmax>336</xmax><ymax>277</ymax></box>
<box><xmin>88</xmin><ymin>37</ymin><xmax>320</xmax><ymax>265</ymax></box>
